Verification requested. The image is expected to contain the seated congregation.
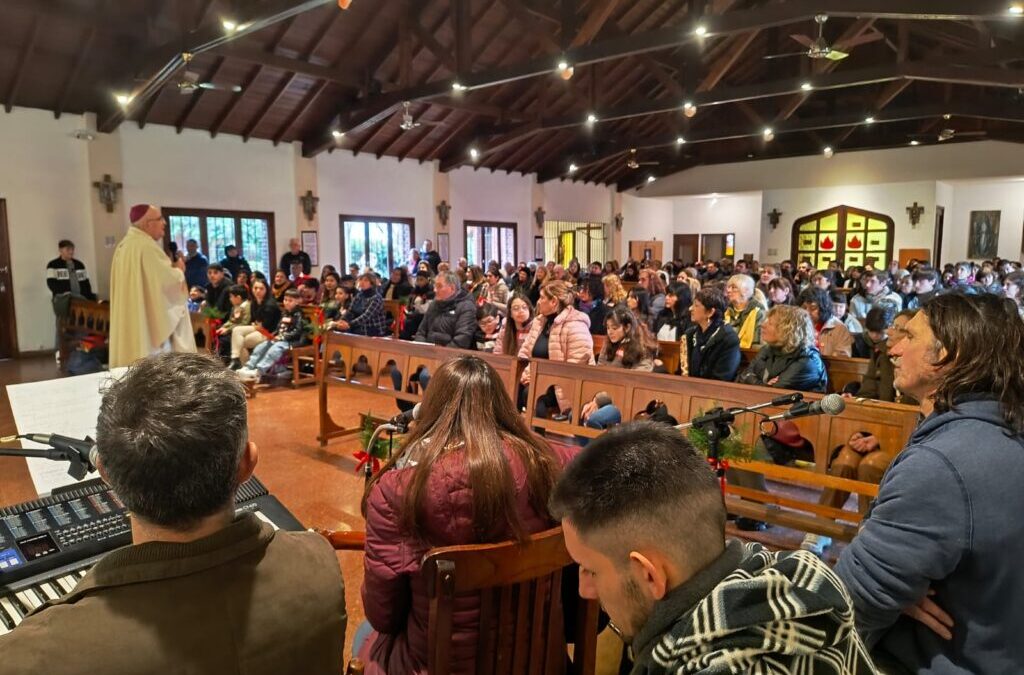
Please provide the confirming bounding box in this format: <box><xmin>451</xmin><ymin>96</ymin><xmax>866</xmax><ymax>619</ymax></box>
<box><xmin>39</xmin><ymin>235</ymin><xmax>1024</xmax><ymax>674</ymax></box>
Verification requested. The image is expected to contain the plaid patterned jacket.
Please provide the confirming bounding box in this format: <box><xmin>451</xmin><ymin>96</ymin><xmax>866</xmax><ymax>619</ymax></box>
<box><xmin>633</xmin><ymin>542</ymin><xmax>876</xmax><ymax>675</ymax></box>
<box><xmin>345</xmin><ymin>289</ymin><xmax>388</xmax><ymax>337</ymax></box>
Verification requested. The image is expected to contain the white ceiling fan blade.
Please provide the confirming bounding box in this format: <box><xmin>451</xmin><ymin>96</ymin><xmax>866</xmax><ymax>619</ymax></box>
<box><xmin>763</xmin><ymin>52</ymin><xmax>806</xmax><ymax>60</ymax></box>
<box><xmin>825</xmin><ymin>49</ymin><xmax>849</xmax><ymax>61</ymax></box>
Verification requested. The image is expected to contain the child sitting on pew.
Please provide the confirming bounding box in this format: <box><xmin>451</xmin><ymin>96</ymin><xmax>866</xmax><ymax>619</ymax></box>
<box><xmin>237</xmin><ymin>289</ymin><xmax>307</xmax><ymax>382</ymax></box>
<box><xmin>215</xmin><ymin>285</ymin><xmax>250</xmax><ymax>362</ymax></box>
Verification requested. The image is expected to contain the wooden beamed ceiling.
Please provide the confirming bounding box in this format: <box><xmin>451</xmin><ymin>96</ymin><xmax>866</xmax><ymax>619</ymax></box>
<box><xmin>0</xmin><ymin>0</ymin><xmax>1022</xmax><ymax>190</ymax></box>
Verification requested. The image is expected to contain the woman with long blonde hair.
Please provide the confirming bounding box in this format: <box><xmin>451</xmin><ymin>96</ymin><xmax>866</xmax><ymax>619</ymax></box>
<box><xmin>602</xmin><ymin>273</ymin><xmax>627</xmax><ymax>307</ymax></box>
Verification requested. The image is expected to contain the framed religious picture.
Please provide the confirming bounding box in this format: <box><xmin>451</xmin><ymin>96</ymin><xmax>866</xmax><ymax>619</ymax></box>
<box><xmin>968</xmin><ymin>210</ymin><xmax>999</xmax><ymax>259</ymax></box>
<box><xmin>300</xmin><ymin>230</ymin><xmax>319</xmax><ymax>266</ymax></box>
<box><xmin>437</xmin><ymin>232</ymin><xmax>450</xmax><ymax>262</ymax></box>
<box><xmin>534</xmin><ymin>236</ymin><xmax>544</xmax><ymax>261</ymax></box>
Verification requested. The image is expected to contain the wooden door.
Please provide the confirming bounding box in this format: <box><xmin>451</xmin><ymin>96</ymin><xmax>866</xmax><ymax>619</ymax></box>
<box><xmin>628</xmin><ymin>240</ymin><xmax>663</xmax><ymax>262</ymax></box>
<box><xmin>0</xmin><ymin>201</ymin><xmax>17</xmax><ymax>359</ymax></box>
<box><xmin>933</xmin><ymin>206</ymin><xmax>945</xmax><ymax>268</ymax></box>
<box><xmin>673</xmin><ymin>234</ymin><xmax>698</xmax><ymax>264</ymax></box>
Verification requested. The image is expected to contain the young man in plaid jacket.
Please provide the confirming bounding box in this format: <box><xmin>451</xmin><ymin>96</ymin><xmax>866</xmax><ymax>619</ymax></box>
<box><xmin>551</xmin><ymin>421</ymin><xmax>875</xmax><ymax>675</ymax></box>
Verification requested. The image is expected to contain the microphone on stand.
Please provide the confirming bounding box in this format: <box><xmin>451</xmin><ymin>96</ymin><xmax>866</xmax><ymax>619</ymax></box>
<box><xmin>387</xmin><ymin>403</ymin><xmax>421</xmax><ymax>432</ymax></box>
<box><xmin>1</xmin><ymin>433</ymin><xmax>99</xmax><ymax>480</ymax></box>
<box><xmin>762</xmin><ymin>394</ymin><xmax>846</xmax><ymax>423</ymax></box>
<box><xmin>364</xmin><ymin>403</ymin><xmax>422</xmax><ymax>480</ymax></box>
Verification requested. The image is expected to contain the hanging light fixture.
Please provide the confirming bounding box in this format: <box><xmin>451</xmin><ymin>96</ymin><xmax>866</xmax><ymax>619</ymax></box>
<box><xmin>557</xmin><ymin>60</ymin><xmax>575</xmax><ymax>80</ymax></box>
<box><xmin>682</xmin><ymin>101</ymin><xmax>697</xmax><ymax>118</ymax></box>
<box><xmin>763</xmin><ymin>127</ymin><xmax>774</xmax><ymax>142</ymax></box>
<box><xmin>338</xmin><ymin>0</ymin><xmax>353</xmax><ymax>9</ymax></box>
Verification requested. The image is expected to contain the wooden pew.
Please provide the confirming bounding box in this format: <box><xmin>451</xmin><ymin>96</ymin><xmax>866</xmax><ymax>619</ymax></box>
<box><xmin>59</xmin><ymin>299</ymin><xmax>110</xmax><ymax>368</ymax></box>
<box><xmin>382</xmin><ymin>299</ymin><xmax>406</xmax><ymax>338</ymax></box>
<box><xmin>317</xmin><ymin>332</ymin><xmax>523</xmax><ymax>447</ymax></box>
<box><xmin>739</xmin><ymin>347</ymin><xmax>870</xmax><ymax>394</ymax></box>
<box><xmin>523</xmin><ymin>359</ymin><xmax>919</xmax><ymax>541</ymax></box>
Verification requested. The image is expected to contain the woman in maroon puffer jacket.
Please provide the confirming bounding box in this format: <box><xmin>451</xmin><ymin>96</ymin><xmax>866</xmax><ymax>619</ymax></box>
<box><xmin>357</xmin><ymin>355</ymin><xmax>577</xmax><ymax>674</ymax></box>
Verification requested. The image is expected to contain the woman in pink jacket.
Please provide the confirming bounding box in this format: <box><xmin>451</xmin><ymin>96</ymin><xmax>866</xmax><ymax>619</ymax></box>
<box><xmin>518</xmin><ymin>280</ymin><xmax>595</xmax><ymax>418</ymax></box>
<box><xmin>357</xmin><ymin>355</ymin><xmax>575</xmax><ymax>674</ymax></box>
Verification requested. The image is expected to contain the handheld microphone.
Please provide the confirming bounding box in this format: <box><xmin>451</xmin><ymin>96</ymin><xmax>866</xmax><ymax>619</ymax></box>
<box><xmin>22</xmin><ymin>433</ymin><xmax>100</xmax><ymax>478</ymax></box>
<box><xmin>388</xmin><ymin>402</ymin><xmax>421</xmax><ymax>430</ymax></box>
<box><xmin>764</xmin><ymin>394</ymin><xmax>845</xmax><ymax>422</ymax></box>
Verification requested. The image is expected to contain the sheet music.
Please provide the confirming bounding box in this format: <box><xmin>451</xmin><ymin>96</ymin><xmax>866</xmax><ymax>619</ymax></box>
<box><xmin>6</xmin><ymin>368</ymin><xmax>128</xmax><ymax>496</ymax></box>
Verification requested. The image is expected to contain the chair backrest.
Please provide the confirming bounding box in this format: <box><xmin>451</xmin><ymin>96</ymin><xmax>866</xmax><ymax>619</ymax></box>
<box><xmin>422</xmin><ymin>527</ymin><xmax>598</xmax><ymax>675</ymax></box>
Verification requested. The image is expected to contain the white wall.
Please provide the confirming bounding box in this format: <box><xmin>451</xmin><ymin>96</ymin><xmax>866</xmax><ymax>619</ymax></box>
<box><xmin>316</xmin><ymin>153</ymin><xmax>436</xmax><ymax>272</ymax></box>
<box><xmin>641</xmin><ymin>141</ymin><xmax>1024</xmax><ymax>196</ymax></box>
<box><xmin>620</xmin><ymin>193</ymin><xmax>673</xmax><ymax>258</ymax></box>
<box><xmin>671</xmin><ymin>192</ymin><xmax>762</xmax><ymax>261</ymax></box>
<box><xmin>761</xmin><ymin>181</ymin><xmax>936</xmax><ymax>262</ymax></box>
<box><xmin>945</xmin><ymin>178</ymin><xmax>1024</xmax><ymax>262</ymax></box>
<box><xmin>0</xmin><ymin>109</ymin><xmax>93</xmax><ymax>352</ymax></box>
<box><xmin>542</xmin><ymin>180</ymin><xmax>614</xmax><ymax>224</ymax></box>
<box><xmin>120</xmin><ymin>125</ymin><xmax>298</xmax><ymax>265</ymax></box>
<box><xmin>448</xmin><ymin>167</ymin><xmax>533</xmax><ymax>262</ymax></box>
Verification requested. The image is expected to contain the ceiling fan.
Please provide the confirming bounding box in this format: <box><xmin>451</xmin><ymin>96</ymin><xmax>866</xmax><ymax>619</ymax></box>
<box><xmin>763</xmin><ymin>14</ymin><xmax>882</xmax><ymax>62</ymax></box>
<box><xmin>176</xmin><ymin>53</ymin><xmax>242</xmax><ymax>94</ymax></box>
<box><xmin>399</xmin><ymin>101</ymin><xmax>441</xmax><ymax>130</ymax></box>
<box><xmin>626</xmin><ymin>148</ymin><xmax>659</xmax><ymax>170</ymax></box>
<box><xmin>909</xmin><ymin>127</ymin><xmax>988</xmax><ymax>143</ymax></box>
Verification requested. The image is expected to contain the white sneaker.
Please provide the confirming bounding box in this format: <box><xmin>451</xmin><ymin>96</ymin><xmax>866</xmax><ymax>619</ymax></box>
<box><xmin>236</xmin><ymin>367</ymin><xmax>259</xmax><ymax>382</ymax></box>
<box><xmin>800</xmin><ymin>533</ymin><xmax>833</xmax><ymax>556</ymax></box>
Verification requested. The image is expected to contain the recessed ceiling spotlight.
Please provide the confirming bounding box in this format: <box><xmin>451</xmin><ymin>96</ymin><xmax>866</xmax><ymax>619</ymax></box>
<box><xmin>801</xmin><ymin>82</ymin><xmax>813</xmax><ymax>91</ymax></box>
<box><xmin>943</xmin><ymin>113</ymin><xmax>952</xmax><ymax>120</ymax></box>
<box><xmin>865</xmin><ymin>116</ymin><xmax>875</xmax><ymax>124</ymax></box>
<box><xmin>221</xmin><ymin>19</ymin><xmax>238</xmax><ymax>32</ymax></box>
<box><xmin>452</xmin><ymin>82</ymin><xmax>467</xmax><ymax>91</ymax></box>
<box><xmin>676</xmin><ymin>136</ymin><xmax>686</xmax><ymax>145</ymax></box>
<box><xmin>763</xmin><ymin>127</ymin><xmax>774</xmax><ymax>141</ymax></box>
<box><xmin>114</xmin><ymin>93</ymin><xmax>133</xmax><ymax>107</ymax></box>
<box><xmin>557</xmin><ymin>60</ymin><xmax>575</xmax><ymax>80</ymax></box>
<box><xmin>694</xmin><ymin>25</ymin><xmax>707</xmax><ymax>37</ymax></box>
<box><xmin>682</xmin><ymin>101</ymin><xmax>697</xmax><ymax>118</ymax></box>
<box><xmin>332</xmin><ymin>130</ymin><xmax>345</xmax><ymax>140</ymax></box>
<box><xmin>647</xmin><ymin>175</ymin><xmax>657</xmax><ymax>183</ymax></box>
<box><xmin>568</xmin><ymin>163</ymin><xmax>578</xmax><ymax>174</ymax></box>
<box><xmin>747</xmin><ymin>153</ymin><xmax>754</xmax><ymax>158</ymax></box>
<box><xmin>1009</xmin><ymin>3</ymin><xmax>1024</xmax><ymax>15</ymax></box>
<box><xmin>910</xmin><ymin>140</ymin><xmax>920</xmax><ymax>146</ymax></box>
<box><xmin>586</xmin><ymin>113</ymin><xmax>598</xmax><ymax>124</ymax></box>
<box><xmin>469</xmin><ymin>147</ymin><xmax>479</xmax><ymax>160</ymax></box>
<box><xmin>823</xmin><ymin>146</ymin><xmax>834</xmax><ymax>158</ymax></box>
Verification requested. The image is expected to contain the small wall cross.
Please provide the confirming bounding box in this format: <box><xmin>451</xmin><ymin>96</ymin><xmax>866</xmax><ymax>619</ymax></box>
<box><xmin>92</xmin><ymin>174</ymin><xmax>123</xmax><ymax>213</ymax></box>
<box><xmin>534</xmin><ymin>207</ymin><xmax>546</xmax><ymax>229</ymax></box>
<box><xmin>906</xmin><ymin>201</ymin><xmax>925</xmax><ymax>227</ymax></box>
<box><xmin>436</xmin><ymin>200</ymin><xmax>451</xmax><ymax>227</ymax></box>
<box><xmin>299</xmin><ymin>190</ymin><xmax>319</xmax><ymax>223</ymax></box>
<box><xmin>767</xmin><ymin>208</ymin><xmax>783</xmax><ymax>228</ymax></box>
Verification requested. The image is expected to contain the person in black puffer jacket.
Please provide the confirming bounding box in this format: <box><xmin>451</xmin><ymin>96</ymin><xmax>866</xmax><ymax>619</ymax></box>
<box><xmin>737</xmin><ymin>304</ymin><xmax>828</xmax><ymax>392</ymax></box>
<box><xmin>413</xmin><ymin>271</ymin><xmax>477</xmax><ymax>349</ymax></box>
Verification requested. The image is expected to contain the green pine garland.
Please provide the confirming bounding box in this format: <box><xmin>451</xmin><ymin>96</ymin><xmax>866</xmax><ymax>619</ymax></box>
<box><xmin>359</xmin><ymin>411</ymin><xmax>403</xmax><ymax>461</ymax></box>
<box><xmin>685</xmin><ymin>415</ymin><xmax>755</xmax><ymax>463</ymax></box>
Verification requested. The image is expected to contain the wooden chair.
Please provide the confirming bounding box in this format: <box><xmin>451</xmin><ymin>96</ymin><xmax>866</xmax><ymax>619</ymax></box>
<box><xmin>289</xmin><ymin>306</ymin><xmax>323</xmax><ymax>388</ymax></box>
<box><xmin>383</xmin><ymin>299</ymin><xmax>406</xmax><ymax>338</ymax></box>
<box><xmin>317</xmin><ymin>527</ymin><xmax>599</xmax><ymax>675</ymax></box>
<box><xmin>58</xmin><ymin>299</ymin><xmax>111</xmax><ymax>369</ymax></box>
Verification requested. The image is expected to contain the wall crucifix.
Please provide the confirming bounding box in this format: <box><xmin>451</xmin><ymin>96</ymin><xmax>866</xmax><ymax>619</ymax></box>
<box><xmin>767</xmin><ymin>208</ymin><xmax>783</xmax><ymax>229</ymax></box>
<box><xmin>92</xmin><ymin>174</ymin><xmax>123</xmax><ymax>213</ymax></box>
<box><xmin>906</xmin><ymin>201</ymin><xmax>925</xmax><ymax>227</ymax></box>
<box><xmin>299</xmin><ymin>190</ymin><xmax>319</xmax><ymax>223</ymax></box>
<box><xmin>436</xmin><ymin>200</ymin><xmax>451</xmax><ymax>227</ymax></box>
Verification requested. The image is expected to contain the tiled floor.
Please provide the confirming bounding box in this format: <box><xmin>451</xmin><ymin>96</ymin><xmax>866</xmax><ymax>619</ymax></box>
<box><xmin>1</xmin><ymin>355</ymin><xmax>845</xmax><ymax>673</ymax></box>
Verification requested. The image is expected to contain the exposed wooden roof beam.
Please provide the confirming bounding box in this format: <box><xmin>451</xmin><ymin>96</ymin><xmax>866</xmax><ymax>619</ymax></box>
<box><xmin>54</xmin><ymin>26</ymin><xmax>96</xmax><ymax>118</ymax></box>
<box><xmin>4</xmin><ymin>15</ymin><xmax>40</xmax><ymax>113</ymax></box>
<box><xmin>273</xmin><ymin>80</ymin><xmax>328</xmax><ymax>145</ymax></box>
<box><xmin>569</xmin><ymin>0</ymin><xmax>624</xmax><ymax>48</ymax></box>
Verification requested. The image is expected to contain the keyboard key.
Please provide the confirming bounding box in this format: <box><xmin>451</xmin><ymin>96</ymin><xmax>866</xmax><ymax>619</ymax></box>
<box><xmin>0</xmin><ymin>596</ymin><xmax>23</xmax><ymax>626</ymax></box>
<box><xmin>15</xmin><ymin>590</ymin><xmax>41</xmax><ymax>611</ymax></box>
<box><xmin>38</xmin><ymin>583</ymin><xmax>60</xmax><ymax>601</ymax></box>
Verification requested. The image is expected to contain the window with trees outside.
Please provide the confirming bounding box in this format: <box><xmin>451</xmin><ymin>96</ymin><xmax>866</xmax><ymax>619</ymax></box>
<box><xmin>340</xmin><ymin>216</ymin><xmax>414</xmax><ymax>275</ymax></box>
<box><xmin>465</xmin><ymin>221</ymin><xmax>517</xmax><ymax>268</ymax></box>
<box><xmin>165</xmin><ymin>208</ymin><xmax>276</xmax><ymax>276</ymax></box>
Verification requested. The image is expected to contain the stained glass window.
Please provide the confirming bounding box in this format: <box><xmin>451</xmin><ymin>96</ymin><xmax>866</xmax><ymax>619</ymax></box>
<box><xmin>792</xmin><ymin>206</ymin><xmax>894</xmax><ymax>270</ymax></box>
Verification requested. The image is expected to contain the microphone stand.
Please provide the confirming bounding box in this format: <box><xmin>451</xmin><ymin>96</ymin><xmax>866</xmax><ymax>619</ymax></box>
<box><xmin>362</xmin><ymin>419</ymin><xmax>411</xmax><ymax>485</ymax></box>
<box><xmin>0</xmin><ymin>444</ymin><xmax>93</xmax><ymax>480</ymax></box>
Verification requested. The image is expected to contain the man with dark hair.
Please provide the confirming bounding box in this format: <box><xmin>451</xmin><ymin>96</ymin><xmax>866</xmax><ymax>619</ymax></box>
<box><xmin>849</xmin><ymin>269</ymin><xmax>902</xmax><ymax>321</ymax></box>
<box><xmin>219</xmin><ymin>244</ymin><xmax>251</xmax><ymax>282</ymax></box>
<box><xmin>203</xmin><ymin>262</ymin><xmax>232</xmax><ymax>317</ymax></box>
<box><xmin>421</xmin><ymin>239</ymin><xmax>441</xmax><ymax>273</ymax></box>
<box><xmin>577</xmin><ymin>276</ymin><xmax>607</xmax><ymax>336</ymax></box>
<box><xmin>908</xmin><ymin>267</ymin><xmax>940</xmax><ymax>309</ymax></box>
<box><xmin>0</xmin><ymin>353</ymin><xmax>346</xmax><ymax>672</ymax></box>
<box><xmin>183</xmin><ymin>238</ymin><xmax>208</xmax><ymax>289</ymax></box>
<box><xmin>46</xmin><ymin>239</ymin><xmax>96</xmax><ymax>301</ymax></box>
<box><xmin>550</xmin><ymin>421</ymin><xmax>874</xmax><ymax>674</ymax></box>
<box><xmin>836</xmin><ymin>293</ymin><xmax>1024</xmax><ymax>673</ymax></box>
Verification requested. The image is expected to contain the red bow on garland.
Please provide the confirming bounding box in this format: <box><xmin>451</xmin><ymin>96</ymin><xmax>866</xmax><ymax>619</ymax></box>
<box><xmin>209</xmin><ymin>319</ymin><xmax>224</xmax><ymax>351</ymax></box>
<box><xmin>706</xmin><ymin>457</ymin><xmax>730</xmax><ymax>494</ymax></box>
<box><xmin>353</xmin><ymin>450</ymin><xmax>381</xmax><ymax>475</ymax></box>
